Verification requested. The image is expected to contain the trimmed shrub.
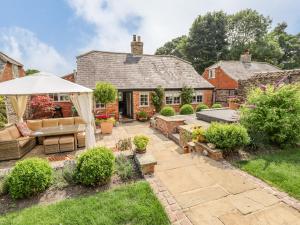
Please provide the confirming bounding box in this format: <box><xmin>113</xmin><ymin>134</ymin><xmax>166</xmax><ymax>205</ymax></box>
<box><xmin>115</xmin><ymin>154</ymin><xmax>134</xmax><ymax>181</ymax></box>
<box><xmin>133</xmin><ymin>135</ymin><xmax>150</xmax><ymax>152</ymax></box>
<box><xmin>211</xmin><ymin>103</ymin><xmax>222</xmax><ymax>109</ymax></box>
<box><xmin>241</xmin><ymin>84</ymin><xmax>300</xmax><ymax>146</ymax></box>
<box><xmin>205</xmin><ymin>122</ymin><xmax>250</xmax><ymax>152</ymax></box>
<box><xmin>180</xmin><ymin>104</ymin><xmax>194</xmax><ymax>115</ymax></box>
<box><xmin>7</xmin><ymin>158</ymin><xmax>53</xmax><ymax>199</ymax></box>
<box><xmin>137</xmin><ymin>111</ymin><xmax>148</xmax><ymax>119</ymax></box>
<box><xmin>196</xmin><ymin>103</ymin><xmax>209</xmax><ymax>112</ymax></box>
<box><xmin>160</xmin><ymin>106</ymin><xmax>175</xmax><ymax>116</ymax></box>
<box><xmin>75</xmin><ymin>147</ymin><xmax>115</xmax><ymax>186</ymax></box>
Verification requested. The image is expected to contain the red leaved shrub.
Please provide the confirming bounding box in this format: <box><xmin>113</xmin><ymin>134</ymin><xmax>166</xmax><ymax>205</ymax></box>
<box><xmin>30</xmin><ymin>95</ymin><xmax>55</xmax><ymax>119</ymax></box>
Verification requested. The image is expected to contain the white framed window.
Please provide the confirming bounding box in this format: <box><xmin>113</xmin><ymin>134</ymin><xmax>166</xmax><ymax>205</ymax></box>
<box><xmin>95</xmin><ymin>102</ymin><xmax>105</xmax><ymax>109</ymax></box>
<box><xmin>208</xmin><ymin>69</ymin><xmax>215</xmax><ymax>79</ymax></box>
<box><xmin>165</xmin><ymin>91</ymin><xmax>181</xmax><ymax>105</ymax></box>
<box><xmin>192</xmin><ymin>91</ymin><xmax>203</xmax><ymax>103</ymax></box>
<box><xmin>139</xmin><ymin>92</ymin><xmax>149</xmax><ymax>107</ymax></box>
<box><xmin>49</xmin><ymin>93</ymin><xmax>70</xmax><ymax>102</ymax></box>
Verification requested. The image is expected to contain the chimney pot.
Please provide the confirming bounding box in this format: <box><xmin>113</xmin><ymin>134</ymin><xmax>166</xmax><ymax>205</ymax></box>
<box><xmin>131</xmin><ymin>34</ymin><xmax>143</xmax><ymax>55</ymax></box>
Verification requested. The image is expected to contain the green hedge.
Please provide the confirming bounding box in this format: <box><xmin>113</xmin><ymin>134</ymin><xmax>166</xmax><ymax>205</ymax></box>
<box><xmin>160</xmin><ymin>106</ymin><xmax>175</xmax><ymax>116</ymax></box>
<box><xmin>179</xmin><ymin>104</ymin><xmax>194</xmax><ymax>115</ymax></box>
<box><xmin>196</xmin><ymin>103</ymin><xmax>209</xmax><ymax>112</ymax></box>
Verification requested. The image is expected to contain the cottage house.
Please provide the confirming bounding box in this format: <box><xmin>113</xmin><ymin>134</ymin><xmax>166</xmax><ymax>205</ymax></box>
<box><xmin>202</xmin><ymin>50</ymin><xmax>281</xmax><ymax>104</ymax></box>
<box><xmin>75</xmin><ymin>35</ymin><xmax>214</xmax><ymax>120</ymax></box>
<box><xmin>0</xmin><ymin>52</ymin><xmax>25</xmax><ymax>82</ymax></box>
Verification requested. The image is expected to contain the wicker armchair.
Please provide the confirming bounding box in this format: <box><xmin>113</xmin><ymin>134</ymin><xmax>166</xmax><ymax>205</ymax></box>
<box><xmin>0</xmin><ymin>137</ymin><xmax>36</xmax><ymax>161</ymax></box>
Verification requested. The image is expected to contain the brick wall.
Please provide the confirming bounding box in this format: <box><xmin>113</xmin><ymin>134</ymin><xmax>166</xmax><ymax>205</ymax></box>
<box><xmin>155</xmin><ymin>115</ymin><xmax>186</xmax><ymax>136</ymax></box>
<box><xmin>237</xmin><ymin>69</ymin><xmax>300</xmax><ymax>98</ymax></box>
<box><xmin>94</xmin><ymin>100</ymin><xmax>119</xmax><ymax>120</ymax></box>
<box><xmin>133</xmin><ymin>91</ymin><xmax>155</xmax><ymax>119</ymax></box>
<box><xmin>203</xmin><ymin>67</ymin><xmax>238</xmax><ymax>90</ymax></box>
<box><xmin>54</xmin><ymin>102</ymin><xmax>73</xmax><ymax>117</ymax></box>
<box><xmin>0</xmin><ymin>63</ymin><xmax>25</xmax><ymax>82</ymax></box>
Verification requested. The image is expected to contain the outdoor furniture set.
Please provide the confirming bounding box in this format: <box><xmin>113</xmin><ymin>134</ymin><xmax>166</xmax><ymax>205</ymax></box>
<box><xmin>0</xmin><ymin>117</ymin><xmax>86</xmax><ymax>161</ymax></box>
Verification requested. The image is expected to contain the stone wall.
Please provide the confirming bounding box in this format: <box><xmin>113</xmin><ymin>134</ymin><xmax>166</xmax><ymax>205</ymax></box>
<box><xmin>237</xmin><ymin>69</ymin><xmax>300</xmax><ymax>98</ymax></box>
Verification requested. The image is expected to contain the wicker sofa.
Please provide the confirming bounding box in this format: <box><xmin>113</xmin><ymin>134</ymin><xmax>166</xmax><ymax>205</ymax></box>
<box><xmin>27</xmin><ymin>117</ymin><xmax>86</xmax><ymax>148</ymax></box>
<box><xmin>0</xmin><ymin>124</ymin><xmax>36</xmax><ymax>161</ymax></box>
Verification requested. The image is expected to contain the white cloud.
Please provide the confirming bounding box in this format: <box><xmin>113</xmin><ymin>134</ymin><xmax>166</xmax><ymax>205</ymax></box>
<box><xmin>67</xmin><ymin>0</ymin><xmax>300</xmax><ymax>54</ymax></box>
<box><xmin>0</xmin><ymin>27</ymin><xmax>71</xmax><ymax>75</ymax></box>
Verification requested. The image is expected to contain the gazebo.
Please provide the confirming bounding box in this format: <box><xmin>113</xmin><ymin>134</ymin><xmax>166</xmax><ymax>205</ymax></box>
<box><xmin>0</xmin><ymin>72</ymin><xmax>96</xmax><ymax>148</ymax></box>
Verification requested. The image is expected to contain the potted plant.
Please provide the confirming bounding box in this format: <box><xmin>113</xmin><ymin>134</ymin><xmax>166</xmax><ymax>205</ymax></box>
<box><xmin>93</xmin><ymin>82</ymin><xmax>117</xmax><ymax>134</ymax></box>
<box><xmin>95</xmin><ymin>114</ymin><xmax>115</xmax><ymax>134</ymax></box>
<box><xmin>228</xmin><ymin>96</ymin><xmax>240</xmax><ymax>110</ymax></box>
<box><xmin>192</xmin><ymin>127</ymin><xmax>206</xmax><ymax>143</ymax></box>
<box><xmin>133</xmin><ymin>135</ymin><xmax>150</xmax><ymax>153</ymax></box>
<box><xmin>137</xmin><ymin>111</ymin><xmax>148</xmax><ymax>122</ymax></box>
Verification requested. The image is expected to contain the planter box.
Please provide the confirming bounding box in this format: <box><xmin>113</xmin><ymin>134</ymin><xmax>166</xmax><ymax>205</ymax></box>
<box><xmin>134</xmin><ymin>153</ymin><xmax>157</xmax><ymax>175</ymax></box>
<box><xmin>195</xmin><ymin>142</ymin><xmax>223</xmax><ymax>161</ymax></box>
<box><xmin>228</xmin><ymin>101</ymin><xmax>240</xmax><ymax>110</ymax></box>
<box><xmin>101</xmin><ymin>121</ymin><xmax>113</xmax><ymax>134</ymax></box>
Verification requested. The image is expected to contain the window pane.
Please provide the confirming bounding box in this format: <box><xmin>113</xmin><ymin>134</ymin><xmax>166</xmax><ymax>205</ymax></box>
<box><xmin>173</xmin><ymin>96</ymin><xmax>180</xmax><ymax>104</ymax></box>
<box><xmin>196</xmin><ymin>95</ymin><xmax>203</xmax><ymax>102</ymax></box>
<box><xmin>140</xmin><ymin>94</ymin><xmax>148</xmax><ymax>106</ymax></box>
<box><xmin>166</xmin><ymin>96</ymin><xmax>173</xmax><ymax>105</ymax></box>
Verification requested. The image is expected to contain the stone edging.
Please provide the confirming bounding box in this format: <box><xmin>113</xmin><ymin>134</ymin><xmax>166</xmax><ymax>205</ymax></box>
<box><xmin>221</xmin><ymin>160</ymin><xmax>300</xmax><ymax>212</ymax></box>
<box><xmin>144</xmin><ymin>174</ymin><xmax>192</xmax><ymax>225</ymax></box>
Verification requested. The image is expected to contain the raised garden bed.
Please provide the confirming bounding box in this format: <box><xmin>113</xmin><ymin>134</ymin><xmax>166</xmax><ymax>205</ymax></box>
<box><xmin>195</xmin><ymin>142</ymin><xmax>223</xmax><ymax>161</ymax></box>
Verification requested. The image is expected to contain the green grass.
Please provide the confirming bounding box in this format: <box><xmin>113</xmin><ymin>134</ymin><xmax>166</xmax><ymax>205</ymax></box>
<box><xmin>235</xmin><ymin>147</ymin><xmax>300</xmax><ymax>200</ymax></box>
<box><xmin>0</xmin><ymin>181</ymin><xmax>170</xmax><ymax>225</ymax></box>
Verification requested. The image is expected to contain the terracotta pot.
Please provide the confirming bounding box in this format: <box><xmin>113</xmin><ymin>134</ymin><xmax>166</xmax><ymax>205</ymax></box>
<box><xmin>228</xmin><ymin>101</ymin><xmax>239</xmax><ymax>110</ymax></box>
<box><xmin>135</xmin><ymin>148</ymin><xmax>146</xmax><ymax>154</ymax></box>
<box><xmin>138</xmin><ymin>117</ymin><xmax>148</xmax><ymax>122</ymax></box>
<box><xmin>100</xmin><ymin>121</ymin><xmax>113</xmax><ymax>134</ymax></box>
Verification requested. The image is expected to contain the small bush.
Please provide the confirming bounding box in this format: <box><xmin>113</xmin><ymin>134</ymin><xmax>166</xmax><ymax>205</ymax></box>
<box><xmin>75</xmin><ymin>147</ymin><xmax>115</xmax><ymax>186</ymax></box>
<box><xmin>116</xmin><ymin>138</ymin><xmax>132</xmax><ymax>151</ymax></box>
<box><xmin>192</xmin><ymin>127</ymin><xmax>206</xmax><ymax>142</ymax></box>
<box><xmin>115</xmin><ymin>154</ymin><xmax>134</xmax><ymax>181</ymax></box>
<box><xmin>137</xmin><ymin>111</ymin><xmax>148</xmax><ymax>119</ymax></box>
<box><xmin>62</xmin><ymin>161</ymin><xmax>76</xmax><ymax>184</ymax></box>
<box><xmin>211</xmin><ymin>103</ymin><xmax>222</xmax><ymax>109</ymax></box>
<box><xmin>160</xmin><ymin>106</ymin><xmax>175</xmax><ymax>116</ymax></box>
<box><xmin>205</xmin><ymin>122</ymin><xmax>250</xmax><ymax>152</ymax></box>
<box><xmin>180</xmin><ymin>104</ymin><xmax>194</xmax><ymax>115</ymax></box>
<box><xmin>133</xmin><ymin>135</ymin><xmax>150</xmax><ymax>152</ymax></box>
<box><xmin>196</xmin><ymin>103</ymin><xmax>209</xmax><ymax>112</ymax></box>
<box><xmin>7</xmin><ymin>158</ymin><xmax>53</xmax><ymax>199</ymax></box>
<box><xmin>52</xmin><ymin>170</ymin><xmax>69</xmax><ymax>190</ymax></box>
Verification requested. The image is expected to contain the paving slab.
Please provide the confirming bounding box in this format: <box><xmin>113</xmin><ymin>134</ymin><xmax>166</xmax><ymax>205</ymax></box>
<box><xmin>239</xmin><ymin>188</ymin><xmax>280</xmax><ymax>207</ymax></box>
<box><xmin>175</xmin><ymin>185</ymin><xmax>229</xmax><ymax>208</ymax></box>
<box><xmin>228</xmin><ymin>193</ymin><xmax>265</xmax><ymax>214</ymax></box>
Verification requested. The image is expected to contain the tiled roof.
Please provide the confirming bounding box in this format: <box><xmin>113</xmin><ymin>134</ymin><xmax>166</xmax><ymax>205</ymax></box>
<box><xmin>208</xmin><ymin>60</ymin><xmax>281</xmax><ymax>80</ymax></box>
<box><xmin>76</xmin><ymin>51</ymin><xmax>214</xmax><ymax>90</ymax></box>
<box><xmin>0</xmin><ymin>52</ymin><xmax>23</xmax><ymax>66</ymax></box>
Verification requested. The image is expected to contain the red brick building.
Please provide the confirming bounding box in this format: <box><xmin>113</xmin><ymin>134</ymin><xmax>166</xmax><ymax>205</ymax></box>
<box><xmin>202</xmin><ymin>51</ymin><xmax>281</xmax><ymax>105</ymax></box>
<box><xmin>75</xmin><ymin>35</ymin><xmax>214</xmax><ymax>120</ymax></box>
<box><xmin>0</xmin><ymin>52</ymin><xmax>25</xmax><ymax>82</ymax></box>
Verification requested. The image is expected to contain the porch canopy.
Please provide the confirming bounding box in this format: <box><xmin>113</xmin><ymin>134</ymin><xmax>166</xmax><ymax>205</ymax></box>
<box><xmin>0</xmin><ymin>72</ymin><xmax>96</xmax><ymax>148</ymax></box>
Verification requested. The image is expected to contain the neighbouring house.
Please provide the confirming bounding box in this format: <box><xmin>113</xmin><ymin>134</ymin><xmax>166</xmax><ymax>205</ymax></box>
<box><xmin>75</xmin><ymin>35</ymin><xmax>214</xmax><ymax>120</ymax></box>
<box><xmin>0</xmin><ymin>52</ymin><xmax>25</xmax><ymax>82</ymax></box>
<box><xmin>1</xmin><ymin>52</ymin><xmax>26</xmax><ymax>123</ymax></box>
<box><xmin>202</xmin><ymin>50</ymin><xmax>281</xmax><ymax>104</ymax></box>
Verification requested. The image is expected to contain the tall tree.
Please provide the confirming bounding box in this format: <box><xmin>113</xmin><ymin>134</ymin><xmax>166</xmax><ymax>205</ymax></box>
<box><xmin>227</xmin><ymin>9</ymin><xmax>272</xmax><ymax>59</ymax></box>
<box><xmin>155</xmin><ymin>35</ymin><xmax>187</xmax><ymax>59</ymax></box>
<box><xmin>186</xmin><ymin>11</ymin><xmax>228</xmax><ymax>73</ymax></box>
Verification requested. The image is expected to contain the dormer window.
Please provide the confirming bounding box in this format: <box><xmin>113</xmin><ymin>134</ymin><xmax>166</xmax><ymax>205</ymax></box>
<box><xmin>208</xmin><ymin>69</ymin><xmax>215</xmax><ymax>79</ymax></box>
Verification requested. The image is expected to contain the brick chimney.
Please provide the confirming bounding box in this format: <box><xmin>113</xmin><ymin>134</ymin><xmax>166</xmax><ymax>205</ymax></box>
<box><xmin>131</xmin><ymin>35</ymin><xmax>143</xmax><ymax>55</ymax></box>
<box><xmin>240</xmin><ymin>49</ymin><xmax>251</xmax><ymax>63</ymax></box>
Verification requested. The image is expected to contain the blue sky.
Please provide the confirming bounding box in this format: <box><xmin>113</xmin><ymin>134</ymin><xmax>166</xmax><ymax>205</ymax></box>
<box><xmin>0</xmin><ymin>0</ymin><xmax>299</xmax><ymax>75</ymax></box>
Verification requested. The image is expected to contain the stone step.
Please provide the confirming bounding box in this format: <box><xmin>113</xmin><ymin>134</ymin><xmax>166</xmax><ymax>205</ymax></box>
<box><xmin>169</xmin><ymin>133</ymin><xmax>180</xmax><ymax>145</ymax></box>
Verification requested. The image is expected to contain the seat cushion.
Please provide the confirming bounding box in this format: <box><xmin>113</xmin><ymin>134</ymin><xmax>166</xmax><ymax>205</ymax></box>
<box><xmin>59</xmin><ymin>135</ymin><xmax>74</xmax><ymax>144</ymax></box>
<box><xmin>59</xmin><ymin>117</ymin><xmax>74</xmax><ymax>126</ymax></box>
<box><xmin>74</xmin><ymin>117</ymin><xmax>86</xmax><ymax>125</ymax></box>
<box><xmin>42</xmin><ymin>119</ymin><xmax>59</xmax><ymax>127</ymax></box>
<box><xmin>76</xmin><ymin>132</ymin><xmax>85</xmax><ymax>139</ymax></box>
<box><xmin>16</xmin><ymin>122</ymin><xmax>32</xmax><ymax>137</ymax></box>
<box><xmin>44</xmin><ymin>137</ymin><xmax>59</xmax><ymax>145</ymax></box>
<box><xmin>0</xmin><ymin>129</ymin><xmax>13</xmax><ymax>141</ymax></box>
<box><xmin>27</xmin><ymin>120</ymin><xmax>42</xmax><ymax>131</ymax></box>
<box><xmin>18</xmin><ymin>137</ymin><xmax>31</xmax><ymax>147</ymax></box>
<box><xmin>7</xmin><ymin>125</ymin><xmax>21</xmax><ymax>139</ymax></box>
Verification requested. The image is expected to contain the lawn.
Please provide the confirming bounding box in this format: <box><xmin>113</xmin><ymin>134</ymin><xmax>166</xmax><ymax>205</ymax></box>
<box><xmin>0</xmin><ymin>181</ymin><xmax>170</xmax><ymax>225</ymax></box>
<box><xmin>235</xmin><ymin>147</ymin><xmax>300</xmax><ymax>200</ymax></box>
